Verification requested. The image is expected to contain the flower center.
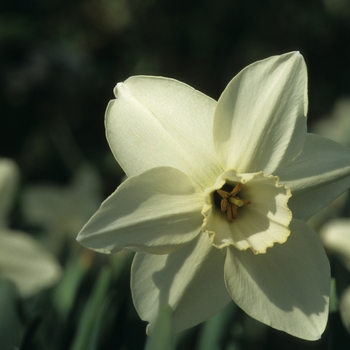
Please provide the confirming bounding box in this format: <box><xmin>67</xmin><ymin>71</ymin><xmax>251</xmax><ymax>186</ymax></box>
<box><xmin>202</xmin><ymin>171</ymin><xmax>292</xmax><ymax>253</ymax></box>
<box><xmin>215</xmin><ymin>183</ymin><xmax>251</xmax><ymax>223</ymax></box>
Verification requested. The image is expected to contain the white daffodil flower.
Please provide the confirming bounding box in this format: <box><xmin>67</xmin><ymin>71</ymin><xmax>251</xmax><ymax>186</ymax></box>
<box><xmin>22</xmin><ymin>164</ymin><xmax>102</xmax><ymax>254</ymax></box>
<box><xmin>320</xmin><ymin>219</ymin><xmax>350</xmax><ymax>332</ymax></box>
<box><xmin>321</xmin><ymin>219</ymin><xmax>350</xmax><ymax>270</ymax></box>
<box><xmin>312</xmin><ymin>98</ymin><xmax>350</xmax><ymax>147</ymax></box>
<box><xmin>77</xmin><ymin>52</ymin><xmax>350</xmax><ymax>340</ymax></box>
<box><xmin>0</xmin><ymin>159</ymin><xmax>62</xmax><ymax>298</ymax></box>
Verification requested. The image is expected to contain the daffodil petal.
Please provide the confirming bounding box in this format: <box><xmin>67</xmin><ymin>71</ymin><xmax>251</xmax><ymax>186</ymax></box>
<box><xmin>131</xmin><ymin>233</ymin><xmax>231</xmax><ymax>334</ymax></box>
<box><xmin>339</xmin><ymin>286</ymin><xmax>350</xmax><ymax>331</ymax></box>
<box><xmin>0</xmin><ymin>229</ymin><xmax>62</xmax><ymax>298</ymax></box>
<box><xmin>214</xmin><ymin>52</ymin><xmax>307</xmax><ymax>174</ymax></box>
<box><xmin>77</xmin><ymin>167</ymin><xmax>203</xmax><ymax>254</ymax></box>
<box><xmin>0</xmin><ymin>159</ymin><xmax>19</xmax><ymax>225</ymax></box>
<box><xmin>276</xmin><ymin>133</ymin><xmax>350</xmax><ymax>221</ymax></box>
<box><xmin>22</xmin><ymin>165</ymin><xmax>102</xmax><ymax>238</ymax></box>
<box><xmin>106</xmin><ymin>76</ymin><xmax>222</xmax><ymax>189</ymax></box>
<box><xmin>224</xmin><ymin>219</ymin><xmax>330</xmax><ymax>340</ymax></box>
<box><xmin>320</xmin><ymin>219</ymin><xmax>350</xmax><ymax>270</ymax></box>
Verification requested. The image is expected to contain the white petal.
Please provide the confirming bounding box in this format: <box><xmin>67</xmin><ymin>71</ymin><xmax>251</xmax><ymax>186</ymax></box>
<box><xmin>202</xmin><ymin>171</ymin><xmax>291</xmax><ymax>254</ymax></box>
<box><xmin>22</xmin><ymin>164</ymin><xmax>102</xmax><ymax>236</ymax></box>
<box><xmin>77</xmin><ymin>167</ymin><xmax>203</xmax><ymax>254</ymax></box>
<box><xmin>0</xmin><ymin>159</ymin><xmax>19</xmax><ymax>224</ymax></box>
<box><xmin>224</xmin><ymin>219</ymin><xmax>330</xmax><ymax>340</ymax></box>
<box><xmin>339</xmin><ymin>286</ymin><xmax>350</xmax><ymax>331</ymax></box>
<box><xmin>276</xmin><ymin>133</ymin><xmax>350</xmax><ymax>221</ymax></box>
<box><xmin>106</xmin><ymin>76</ymin><xmax>222</xmax><ymax>189</ymax></box>
<box><xmin>214</xmin><ymin>52</ymin><xmax>307</xmax><ymax>174</ymax></box>
<box><xmin>320</xmin><ymin>219</ymin><xmax>350</xmax><ymax>270</ymax></box>
<box><xmin>0</xmin><ymin>229</ymin><xmax>62</xmax><ymax>298</ymax></box>
<box><xmin>131</xmin><ymin>233</ymin><xmax>231</xmax><ymax>334</ymax></box>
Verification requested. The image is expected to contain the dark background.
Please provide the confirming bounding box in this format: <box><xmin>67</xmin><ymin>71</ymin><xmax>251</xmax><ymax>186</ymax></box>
<box><xmin>2</xmin><ymin>0</ymin><xmax>350</xmax><ymax>190</ymax></box>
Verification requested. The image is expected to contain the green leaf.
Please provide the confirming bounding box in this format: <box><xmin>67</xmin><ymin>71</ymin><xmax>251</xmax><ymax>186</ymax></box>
<box><xmin>19</xmin><ymin>313</ymin><xmax>42</xmax><ymax>350</ymax></box>
<box><xmin>70</xmin><ymin>266</ymin><xmax>112</xmax><ymax>350</ymax></box>
<box><xmin>144</xmin><ymin>304</ymin><xmax>173</xmax><ymax>350</ymax></box>
<box><xmin>52</xmin><ymin>256</ymin><xmax>87</xmax><ymax>320</ymax></box>
<box><xmin>87</xmin><ymin>291</ymin><xmax>117</xmax><ymax>350</ymax></box>
<box><xmin>0</xmin><ymin>278</ymin><xmax>21</xmax><ymax>350</ymax></box>
<box><xmin>198</xmin><ymin>302</ymin><xmax>237</xmax><ymax>350</ymax></box>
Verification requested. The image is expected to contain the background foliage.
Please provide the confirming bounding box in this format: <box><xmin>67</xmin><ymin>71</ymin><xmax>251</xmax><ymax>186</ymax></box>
<box><xmin>1</xmin><ymin>0</ymin><xmax>350</xmax><ymax>349</ymax></box>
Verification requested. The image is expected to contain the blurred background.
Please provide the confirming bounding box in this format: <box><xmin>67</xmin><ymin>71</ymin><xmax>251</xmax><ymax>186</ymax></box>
<box><xmin>1</xmin><ymin>0</ymin><xmax>350</xmax><ymax>349</ymax></box>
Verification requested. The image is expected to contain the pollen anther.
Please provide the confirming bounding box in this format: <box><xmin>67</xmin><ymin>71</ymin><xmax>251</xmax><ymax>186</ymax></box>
<box><xmin>217</xmin><ymin>183</ymin><xmax>250</xmax><ymax>222</ymax></box>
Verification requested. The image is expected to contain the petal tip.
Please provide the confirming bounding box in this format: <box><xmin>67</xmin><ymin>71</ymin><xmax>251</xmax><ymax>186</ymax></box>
<box><xmin>113</xmin><ymin>82</ymin><xmax>125</xmax><ymax>98</ymax></box>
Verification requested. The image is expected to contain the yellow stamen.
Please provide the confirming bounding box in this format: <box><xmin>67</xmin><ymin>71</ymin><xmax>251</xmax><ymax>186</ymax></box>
<box><xmin>229</xmin><ymin>197</ymin><xmax>244</xmax><ymax>207</ymax></box>
<box><xmin>216</xmin><ymin>183</ymin><xmax>250</xmax><ymax>222</ymax></box>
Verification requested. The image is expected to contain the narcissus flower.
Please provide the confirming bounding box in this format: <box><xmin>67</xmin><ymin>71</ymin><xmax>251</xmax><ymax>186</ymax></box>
<box><xmin>22</xmin><ymin>164</ymin><xmax>102</xmax><ymax>254</ymax></box>
<box><xmin>321</xmin><ymin>219</ymin><xmax>350</xmax><ymax>271</ymax></box>
<box><xmin>77</xmin><ymin>52</ymin><xmax>350</xmax><ymax>340</ymax></box>
<box><xmin>0</xmin><ymin>159</ymin><xmax>62</xmax><ymax>297</ymax></box>
<box><xmin>320</xmin><ymin>219</ymin><xmax>350</xmax><ymax>332</ymax></box>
